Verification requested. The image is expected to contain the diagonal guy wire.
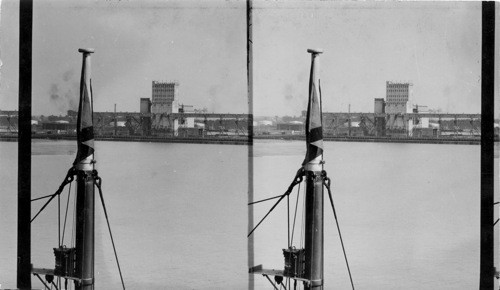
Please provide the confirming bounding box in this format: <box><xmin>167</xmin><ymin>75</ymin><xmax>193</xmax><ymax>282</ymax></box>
<box><xmin>31</xmin><ymin>167</ymin><xmax>76</xmax><ymax>223</ymax></box>
<box><xmin>248</xmin><ymin>167</ymin><xmax>304</xmax><ymax>237</ymax></box>
<box><xmin>323</xmin><ymin>173</ymin><xmax>355</xmax><ymax>290</ymax></box>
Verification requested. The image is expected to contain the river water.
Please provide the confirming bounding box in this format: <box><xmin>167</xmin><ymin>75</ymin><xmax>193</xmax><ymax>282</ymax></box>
<box><xmin>0</xmin><ymin>140</ymin><xmax>248</xmax><ymax>289</ymax></box>
<box><xmin>252</xmin><ymin>140</ymin><xmax>498</xmax><ymax>290</ymax></box>
<box><xmin>0</xmin><ymin>139</ymin><xmax>497</xmax><ymax>289</ymax></box>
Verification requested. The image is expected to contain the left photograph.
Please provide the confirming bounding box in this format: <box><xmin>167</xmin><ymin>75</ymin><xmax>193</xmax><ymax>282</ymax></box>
<box><xmin>0</xmin><ymin>1</ymin><xmax>249</xmax><ymax>289</ymax></box>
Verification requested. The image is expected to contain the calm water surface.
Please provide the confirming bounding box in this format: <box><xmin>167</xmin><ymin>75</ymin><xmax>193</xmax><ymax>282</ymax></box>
<box><xmin>0</xmin><ymin>140</ymin><xmax>248</xmax><ymax>289</ymax></box>
<box><xmin>1</xmin><ymin>139</ymin><xmax>497</xmax><ymax>289</ymax></box>
<box><xmin>251</xmin><ymin>140</ymin><xmax>497</xmax><ymax>290</ymax></box>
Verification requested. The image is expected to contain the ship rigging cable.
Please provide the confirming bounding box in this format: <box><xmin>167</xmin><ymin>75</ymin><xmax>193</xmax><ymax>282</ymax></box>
<box><xmin>61</xmin><ymin>182</ymin><xmax>72</xmax><ymax>246</ymax></box>
<box><xmin>322</xmin><ymin>170</ymin><xmax>355</xmax><ymax>290</ymax></box>
<box><xmin>248</xmin><ymin>167</ymin><xmax>305</xmax><ymax>237</ymax></box>
<box><xmin>289</xmin><ymin>182</ymin><xmax>301</xmax><ymax>246</ymax></box>
<box><xmin>494</xmin><ymin>202</ymin><xmax>499</xmax><ymax>226</ymax></box>
<box><xmin>249</xmin><ymin>169</ymin><xmax>356</xmax><ymax>290</ymax></box>
<box><xmin>31</xmin><ymin>167</ymin><xmax>76</xmax><ymax>223</ymax></box>
<box><xmin>30</xmin><ymin>168</ymin><xmax>126</xmax><ymax>290</ymax></box>
<box><xmin>93</xmin><ymin>170</ymin><xmax>126</xmax><ymax>290</ymax></box>
<box><xmin>285</xmin><ymin>183</ymin><xmax>302</xmax><ymax>290</ymax></box>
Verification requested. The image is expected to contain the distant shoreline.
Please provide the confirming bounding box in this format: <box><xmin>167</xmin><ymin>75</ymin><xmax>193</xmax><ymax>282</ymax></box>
<box><xmin>0</xmin><ymin>133</ymin><xmax>493</xmax><ymax>145</ymax></box>
<box><xmin>0</xmin><ymin>134</ymin><xmax>250</xmax><ymax>146</ymax></box>
<box><xmin>254</xmin><ymin>135</ymin><xmax>486</xmax><ymax>145</ymax></box>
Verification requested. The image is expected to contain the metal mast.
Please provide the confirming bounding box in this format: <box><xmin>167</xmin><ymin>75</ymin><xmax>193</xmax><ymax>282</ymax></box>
<box><xmin>303</xmin><ymin>49</ymin><xmax>324</xmax><ymax>290</ymax></box>
<box><xmin>74</xmin><ymin>48</ymin><xmax>96</xmax><ymax>290</ymax></box>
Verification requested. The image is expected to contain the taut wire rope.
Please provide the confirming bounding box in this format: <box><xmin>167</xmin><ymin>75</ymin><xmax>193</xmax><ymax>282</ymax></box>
<box><xmin>93</xmin><ymin>170</ymin><xmax>126</xmax><ymax>290</ymax></box>
<box><xmin>322</xmin><ymin>171</ymin><xmax>355</xmax><ymax>290</ymax></box>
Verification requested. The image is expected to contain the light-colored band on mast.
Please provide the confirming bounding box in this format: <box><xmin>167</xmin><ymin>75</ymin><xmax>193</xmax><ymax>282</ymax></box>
<box><xmin>305</xmin><ymin>155</ymin><xmax>323</xmax><ymax>172</ymax></box>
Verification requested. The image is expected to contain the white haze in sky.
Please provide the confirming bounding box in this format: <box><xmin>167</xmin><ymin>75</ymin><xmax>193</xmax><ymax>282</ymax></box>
<box><xmin>0</xmin><ymin>1</ymin><xmax>498</xmax><ymax>117</ymax></box>
<box><xmin>253</xmin><ymin>1</ymin><xmax>485</xmax><ymax>117</ymax></box>
<box><xmin>0</xmin><ymin>0</ymin><xmax>247</xmax><ymax>116</ymax></box>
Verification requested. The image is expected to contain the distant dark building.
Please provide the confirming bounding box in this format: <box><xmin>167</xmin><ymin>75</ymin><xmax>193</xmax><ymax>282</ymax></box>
<box><xmin>140</xmin><ymin>98</ymin><xmax>151</xmax><ymax>114</ymax></box>
<box><xmin>336</xmin><ymin>126</ymin><xmax>364</xmax><ymax>137</ymax></box>
<box><xmin>67</xmin><ymin>110</ymin><xmax>78</xmax><ymax>118</ymax></box>
<box><xmin>277</xmin><ymin>122</ymin><xmax>304</xmax><ymax>132</ymax></box>
<box><xmin>412</xmin><ymin>127</ymin><xmax>438</xmax><ymax>138</ymax></box>
<box><xmin>140</xmin><ymin>98</ymin><xmax>152</xmax><ymax>136</ymax></box>
<box><xmin>374</xmin><ymin>98</ymin><xmax>386</xmax><ymax>136</ymax></box>
<box><xmin>178</xmin><ymin>127</ymin><xmax>204</xmax><ymax>137</ymax></box>
<box><xmin>374</xmin><ymin>98</ymin><xmax>385</xmax><ymax>114</ymax></box>
<box><xmin>41</xmin><ymin>121</ymin><xmax>76</xmax><ymax>133</ymax></box>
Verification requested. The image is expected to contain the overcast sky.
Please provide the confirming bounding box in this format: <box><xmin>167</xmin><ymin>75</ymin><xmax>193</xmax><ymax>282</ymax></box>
<box><xmin>253</xmin><ymin>1</ymin><xmax>485</xmax><ymax>117</ymax></box>
<box><xmin>0</xmin><ymin>1</ymin><xmax>498</xmax><ymax>117</ymax></box>
<box><xmin>0</xmin><ymin>0</ymin><xmax>247</xmax><ymax>116</ymax></box>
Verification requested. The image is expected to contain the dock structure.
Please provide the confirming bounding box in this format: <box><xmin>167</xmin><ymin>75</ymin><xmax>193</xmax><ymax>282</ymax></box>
<box><xmin>93</xmin><ymin>112</ymin><xmax>250</xmax><ymax>137</ymax></box>
<box><xmin>0</xmin><ymin>109</ymin><xmax>486</xmax><ymax>143</ymax></box>
<box><xmin>321</xmin><ymin>112</ymin><xmax>482</xmax><ymax>138</ymax></box>
<box><xmin>93</xmin><ymin>112</ymin><xmax>249</xmax><ymax>119</ymax></box>
<box><xmin>323</xmin><ymin>112</ymin><xmax>481</xmax><ymax>119</ymax></box>
<box><xmin>252</xmin><ymin>112</ymin><xmax>484</xmax><ymax>140</ymax></box>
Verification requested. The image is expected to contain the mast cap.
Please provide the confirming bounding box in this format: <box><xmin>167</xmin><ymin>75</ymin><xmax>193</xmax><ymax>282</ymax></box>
<box><xmin>78</xmin><ymin>48</ymin><xmax>95</xmax><ymax>54</ymax></box>
<box><xmin>307</xmin><ymin>48</ymin><xmax>323</xmax><ymax>54</ymax></box>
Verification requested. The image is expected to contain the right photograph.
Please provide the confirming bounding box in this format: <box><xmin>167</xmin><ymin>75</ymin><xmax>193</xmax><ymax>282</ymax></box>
<box><xmin>248</xmin><ymin>1</ymin><xmax>496</xmax><ymax>289</ymax></box>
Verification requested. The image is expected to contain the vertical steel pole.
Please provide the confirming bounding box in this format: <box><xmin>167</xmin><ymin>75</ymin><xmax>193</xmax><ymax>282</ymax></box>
<box><xmin>74</xmin><ymin>49</ymin><xmax>95</xmax><ymax>290</ymax></box>
<box><xmin>304</xmin><ymin>50</ymin><xmax>323</xmax><ymax>290</ymax></box>
<box><xmin>348</xmin><ymin>104</ymin><xmax>351</xmax><ymax>137</ymax></box>
<box><xmin>304</xmin><ymin>171</ymin><xmax>324</xmax><ymax>290</ymax></box>
<box><xmin>18</xmin><ymin>0</ymin><xmax>33</xmax><ymax>289</ymax></box>
<box><xmin>75</xmin><ymin>172</ymin><xmax>95</xmax><ymax>290</ymax></box>
<box><xmin>247</xmin><ymin>1</ymin><xmax>255</xmax><ymax>289</ymax></box>
<box><xmin>480</xmin><ymin>2</ymin><xmax>495</xmax><ymax>289</ymax></box>
<box><xmin>114</xmin><ymin>104</ymin><xmax>117</xmax><ymax>136</ymax></box>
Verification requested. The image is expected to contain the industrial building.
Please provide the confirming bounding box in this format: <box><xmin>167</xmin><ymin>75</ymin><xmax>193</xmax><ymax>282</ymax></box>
<box><xmin>138</xmin><ymin>82</ymin><xmax>199</xmax><ymax>136</ymax></box>
<box><xmin>277</xmin><ymin>121</ymin><xmax>304</xmax><ymax>133</ymax></box>
<box><xmin>150</xmin><ymin>81</ymin><xmax>180</xmax><ymax>133</ymax></box>
<box><xmin>152</xmin><ymin>81</ymin><xmax>178</xmax><ymax>107</ymax></box>
<box><xmin>374</xmin><ymin>98</ymin><xmax>386</xmax><ymax>136</ymax></box>
<box><xmin>385</xmin><ymin>81</ymin><xmax>413</xmax><ymax>113</ymax></box>
<box><xmin>407</xmin><ymin>105</ymin><xmax>436</xmax><ymax>137</ymax></box>
<box><xmin>40</xmin><ymin>120</ymin><xmax>76</xmax><ymax>134</ymax></box>
<box><xmin>385</xmin><ymin>81</ymin><xmax>413</xmax><ymax>129</ymax></box>
<box><xmin>140</xmin><ymin>98</ymin><xmax>151</xmax><ymax>114</ymax></box>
